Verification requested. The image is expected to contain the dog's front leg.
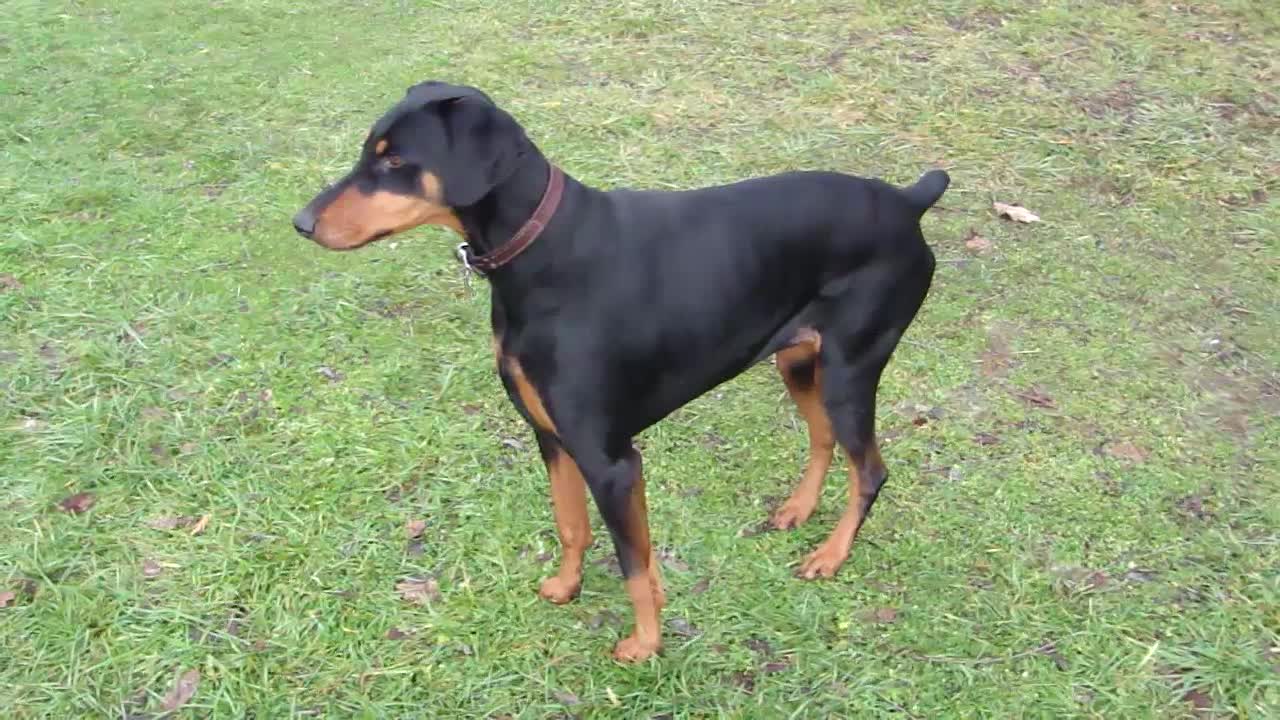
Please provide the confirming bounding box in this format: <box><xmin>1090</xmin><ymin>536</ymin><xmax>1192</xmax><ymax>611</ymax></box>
<box><xmin>533</xmin><ymin>431</ymin><xmax>592</xmax><ymax>604</ymax></box>
<box><xmin>576</xmin><ymin>445</ymin><xmax>664</xmax><ymax>662</ymax></box>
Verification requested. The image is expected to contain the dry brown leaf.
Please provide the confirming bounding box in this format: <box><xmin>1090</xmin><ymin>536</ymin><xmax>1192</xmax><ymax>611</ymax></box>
<box><xmin>58</xmin><ymin>492</ymin><xmax>96</xmax><ymax>514</ymax></box>
<box><xmin>189</xmin><ymin>514</ymin><xmax>211</xmax><ymax>535</ymax></box>
<box><xmin>993</xmin><ymin>201</ymin><xmax>1041</xmax><ymax>223</ymax></box>
<box><xmin>405</xmin><ymin>519</ymin><xmax>427</xmax><ymax>539</ymax></box>
<box><xmin>160</xmin><ymin>668</ymin><xmax>200</xmax><ymax>712</ymax></box>
<box><xmin>396</xmin><ymin>577</ymin><xmax>441</xmax><ymax>605</ymax></box>
<box><xmin>142</xmin><ymin>559</ymin><xmax>163</xmax><ymax>579</ymax></box>
<box><xmin>964</xmin><ymin>229</ymin><xmax>992</xmax><ymax>252</ymax></box>
<box><xmin>0</xmin><ymin>273</ymin><xmax>22</xmax><ymax>292</ymax></box>
<box><xmin>1105</xmin><ymin>441</ymin><xmax>1149</xmax><ymax>463</ymax></box>
<box><xmin>0</xmin><ymin>590</ymin><xmax>16</xmax><ymax>608</ymax></box>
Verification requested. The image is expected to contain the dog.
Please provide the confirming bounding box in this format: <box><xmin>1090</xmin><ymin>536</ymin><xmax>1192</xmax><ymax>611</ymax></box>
<box><xmin>293</xmin><ymin>81</ymin><xmax>948</xmax><ymax>661</ymax></box>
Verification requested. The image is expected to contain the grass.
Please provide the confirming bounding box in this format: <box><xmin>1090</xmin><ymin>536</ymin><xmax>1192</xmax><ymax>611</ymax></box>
<box><xmin>1</xmin><ymin>0</ymin><xmax>1278</xmax><ymax>716</ymax></box>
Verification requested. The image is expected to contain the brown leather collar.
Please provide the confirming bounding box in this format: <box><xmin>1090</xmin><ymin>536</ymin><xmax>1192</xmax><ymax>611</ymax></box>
<box><xmin>462</xmin><ymin>164</ymin><xmax>565</xmax><ymax>275</ymax></box>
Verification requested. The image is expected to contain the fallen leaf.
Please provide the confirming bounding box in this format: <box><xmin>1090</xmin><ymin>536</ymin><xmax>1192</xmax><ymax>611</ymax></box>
<box><xmin>396</xmin><ymin>577</ymin><xmax>441</xmax><ymax>605</ymax></box>
<box><xmin>762</xmin><ymin>659</ymin><xmax>792</xmax><ymax>673</ymax></box>
<box><xmin>973</xmin><ymin>432</ymin><xmax>1002</xmax><ymax>446</ymax></box>
<box><xmin>189</xmin><ymin>514</ymin><xmax>211</xmax><ymax>535</ymax></box>
<box><xmin>0</xmin><ymin>590</ymin><xmax>15</xmax><ymax>608</ymax></box>
<box><xmin>405</xmin><ymin>519</ymin><xmax>427</xmax><ymax>539</ymax></box>
<box><xmin>178</xmin><ymin>442</ymin><xmax>199</xmax><ymax>456</ymax></box>
<box><xmin>386</xmin><ymin>627</ymin><xmax>409</xmax><ymax>640</ymax></box>
<box><xmin>1085</xmin><ymin>571</ymin><xmax>1109</xmax><ymax>590</ymax></box>
<box><xmin>993</xmin><ymin>201</ymin><xmax>1041</xmax><ymax>223</ymax></box>
<box><xmin>690</xmin><ymin>577</ymin><xmax>711</xmax><ymax>595</ymax></box>
<box><xmin>142</xmin><ymin>559</ymin><xmax>163</xmax><ymax>579</ymax></box>
<box><xmin>159</xmin><ymin>668</ymin><xmax>200</xmax><ymax>712</ymax></box>
<box><xmin>58</xmin><ymin>492</ymin><xmax>96</xmax><ymax>514</ymax></box>
<box><xmin>0</xmin><ymin>273</ymin><xmax>22</xmax><ymax>291</ymax></box>
<box><xmin>964</xmin><ymin>228</ymin><xmax>992</xmax><ymax>252</ymax></box>
<box><xmin>1105</xmin><ymin>441</ymin><xmax>1149</xmax><ymax>463</ymax></box>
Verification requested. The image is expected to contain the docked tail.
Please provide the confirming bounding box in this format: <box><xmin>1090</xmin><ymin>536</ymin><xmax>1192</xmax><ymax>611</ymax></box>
<box><xmin>903</xmin><ymin>169</ymin><xmax>950</xmax><ymax>215</ymax></box>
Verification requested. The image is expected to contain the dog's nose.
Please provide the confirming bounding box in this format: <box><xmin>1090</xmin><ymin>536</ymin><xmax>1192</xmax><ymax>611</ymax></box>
<box><xmin>292</xmin><ymin>208</ymin><xmax>317</xmax><ymax>237</ymax></box>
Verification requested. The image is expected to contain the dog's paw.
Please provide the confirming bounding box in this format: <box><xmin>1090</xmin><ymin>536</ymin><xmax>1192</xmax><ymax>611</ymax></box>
<box><xmin>612</xmin><ymin>634</ymin><xmax>661</xmax><ymax>662</ymax></box>
<box><xmin>796</xmin><ymin>542</ymin><xmax>849</xmax><ymax>580</ymax></box>
<box><xmin>770</xmin><ymin>501</ymin><xmax>816</xmax><ymax>530</ymax></box>
<box><xmin>537</xmin><ymin>575</ymin><xmax>581</xmax><ymax>605</ymax></box>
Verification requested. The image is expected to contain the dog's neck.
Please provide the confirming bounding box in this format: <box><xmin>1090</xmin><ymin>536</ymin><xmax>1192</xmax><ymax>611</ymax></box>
<box><xmin>454</xmin><ymin>152</ymin><xmax>556</xmax><ymax>258</ymax></box>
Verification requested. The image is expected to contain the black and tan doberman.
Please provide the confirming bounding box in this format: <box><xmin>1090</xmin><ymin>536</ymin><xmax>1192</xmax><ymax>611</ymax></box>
<box><xmin>293</xmin><ymin>81</ymin><xmax>949</xmax><ymax>661</ymax></box>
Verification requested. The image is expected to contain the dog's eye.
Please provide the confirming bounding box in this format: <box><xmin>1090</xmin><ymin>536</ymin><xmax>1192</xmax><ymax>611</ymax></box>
<box><xmin>385</xmin><ymin>155</ymin><xmax>404</xmax><ymax>169</ymax></box>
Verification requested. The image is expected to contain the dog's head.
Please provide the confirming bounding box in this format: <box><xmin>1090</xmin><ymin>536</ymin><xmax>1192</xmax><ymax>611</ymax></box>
<box><xmin>292</xmin><ymin>81</ymin><xmax>529</xmax><ymax>250</ymax></box>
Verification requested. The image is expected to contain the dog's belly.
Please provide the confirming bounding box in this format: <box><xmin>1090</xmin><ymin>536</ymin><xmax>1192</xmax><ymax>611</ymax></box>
<box><xmin>619</xmin><ymin>302</ymin><xmax>823</xmax><ymax>435</ymax></box>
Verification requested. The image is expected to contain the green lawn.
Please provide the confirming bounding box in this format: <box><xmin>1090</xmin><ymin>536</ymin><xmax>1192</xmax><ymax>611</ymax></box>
<box><xmin>2</xmin><ymin>0</ymin><xmax>1278</xmax><ymax>717</ymax></box>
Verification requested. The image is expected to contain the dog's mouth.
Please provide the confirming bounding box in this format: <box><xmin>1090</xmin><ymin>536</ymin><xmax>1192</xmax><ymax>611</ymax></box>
<box><xmin>312</xmin><ymin>229</ymin><xmax>394</xmax><ymax>252</ymax></box>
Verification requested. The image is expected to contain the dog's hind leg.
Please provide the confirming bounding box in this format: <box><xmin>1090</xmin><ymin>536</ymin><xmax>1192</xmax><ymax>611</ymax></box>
<box><xmin>771</xmin><ymin>333</ymin><xmax>836</xmax><ymax>530</ymax></box>
<box><xmin>796</xmin><ymin>254</ymin><xmax>933</xmax><ymax>579</ymax></box>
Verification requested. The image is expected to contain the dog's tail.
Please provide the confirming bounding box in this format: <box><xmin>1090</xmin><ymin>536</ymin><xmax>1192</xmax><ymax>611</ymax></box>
<box><xmin>903</xmin><ymin>169</ymin><xmax>950</xmax><ymax>215</ymax></box>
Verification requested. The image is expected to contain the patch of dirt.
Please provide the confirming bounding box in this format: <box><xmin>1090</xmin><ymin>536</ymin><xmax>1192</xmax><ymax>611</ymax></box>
<box><xmin>980</xmin><ymin>323</ymin><xmax>1019</xmax><ymax>378</ymax></box>
<box><xmin>1217</xmin><ymin>188</ymin><xmax>1269</xmax><ymax>208</ymax></box>
<box><xmin>1173</xmin><ymin>492</ymin><xmax>1214</xmax><ymax>522</ymax></box>
<box><xmin>1069</xmin><ymin>174</ymin><xmax>1138</xmax><ymax>207</ymax></box>
<box><xmin>946</xmin><ymin>10</ymin><xmax>1006</xmax><ymax>31</ymax></box>
<box><xmin>1164</xmin><ymin>344</ymin><xmax>1280</xmax><ymax>440</ymax></box>
<box><xmin>1078</xmin><ymin>80</ymin><xmax>1141</xmax><ymax>122</ymax></box>
<box><xmin>57</xmin><ymin>492</ymin><xmax>96</xmax><ymax>514</ymax></box>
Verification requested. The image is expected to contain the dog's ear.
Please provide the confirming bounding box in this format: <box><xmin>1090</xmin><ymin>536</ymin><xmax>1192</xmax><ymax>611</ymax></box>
<box><xmin>438</xmin><ymin>97</ymin><xmax>529</xmax><ymax>207</ymax></box>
